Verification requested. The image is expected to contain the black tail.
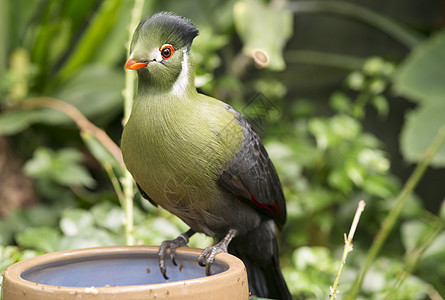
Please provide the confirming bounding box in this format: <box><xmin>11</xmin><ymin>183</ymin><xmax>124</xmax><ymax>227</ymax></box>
<box><xmin>228</xmin><ymin>221</ymin><xmax>291</xmax><ymax>300</ymax></box>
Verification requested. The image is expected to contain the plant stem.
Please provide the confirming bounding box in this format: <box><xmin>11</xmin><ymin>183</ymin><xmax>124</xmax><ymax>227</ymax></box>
<box><xmin>120</xmin><ymin>0</ymin><xmax>146</xmax><ymax>246</ymax></box>
<box><xmin>121</xmin><ymin>170</ymin><xmax>135</xmax><ymax>246</ymax></box>
<box><xmin>330</xmin><ymin>200</ymin><xmax>366</xmax><ymax>299</ymax></box>
<box><xmin>385</xmin><ymin>212</ymin><xmax>443</xmax><ymax>299</ymax></box>
<box><xmin>345</xmin><ymin>124</ymin><xmax>445</xmax><ymax>299</ymax></box>
<box><xmin>123</xmin><ymin>0</ymin><xmax>145</xmax><ymax>125</ymax></box>
<box><xmin>20</xmin><ymin>97</ymin><xmax>123</xmax><ymax>166</ymax></box>
<box><xmin>285</xmin><ymin>50</ymin><xmax>365</xmax><ymax>70</ymax></box>
<box><xmin>287</xmin><ymin>1</ymin><xmax>423</xmax><ymax>49</ymax></box>
<box><xmin>0</xmin><ymin>0</ymin><xmax>8</xmax><ymax>75</ymax></box>
<box><xmin>104</xmin><ymin>162</ymin><xmax>125</xmax><ymax>201</ymax></box>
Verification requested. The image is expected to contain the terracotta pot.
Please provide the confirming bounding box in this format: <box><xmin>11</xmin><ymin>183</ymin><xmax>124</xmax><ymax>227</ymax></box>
<box><xmin>2</xmin><ymin>245</ymin><xmax>248</xmax><ymax>299</ymax></box>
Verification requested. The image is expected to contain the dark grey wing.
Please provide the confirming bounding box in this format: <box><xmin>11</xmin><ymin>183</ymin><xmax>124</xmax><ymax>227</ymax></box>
<box><xmin>217</xmin><ymin>106</ymin><xmax>286</xmax><ymax>229</ymax></box>
<box><xmin>137</xmin><ymin>183</ymin><xmax>158</xmax><ymax>207</ymax></box>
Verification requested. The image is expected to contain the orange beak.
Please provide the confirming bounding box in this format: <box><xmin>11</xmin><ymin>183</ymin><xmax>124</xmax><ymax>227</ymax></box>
<box><xmin>124</xmin><ymin>57</ymin><xmax>149</xmax><ymax>71</ymax></box>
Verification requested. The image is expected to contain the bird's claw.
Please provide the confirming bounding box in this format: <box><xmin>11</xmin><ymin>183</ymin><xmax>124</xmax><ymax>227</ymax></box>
<box><xmin>198</xmin><ymin>241</ymin><xmax>228</xmax><ymax>276</ymax></box>
<box><xmin>198</xmin><ymin>228</ymin><xmax>237</xmax><ymax>276</ymax></box>
<box><xmin>159</xmin><ymin>235</ymin><xmax>189</xmax><ymax>280</ymax></box>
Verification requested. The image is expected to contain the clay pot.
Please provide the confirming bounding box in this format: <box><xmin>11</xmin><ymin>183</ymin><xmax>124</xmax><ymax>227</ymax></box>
<box><xmin>2</xmin><ymin>245</ymin><xmax>248</xmax><ymax>299</ymax></box>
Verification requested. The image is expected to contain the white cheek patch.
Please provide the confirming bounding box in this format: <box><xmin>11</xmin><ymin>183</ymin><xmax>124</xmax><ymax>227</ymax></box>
<box><xmin>148</xmin><ymin>48</ymin><xmax>163</xmax><ymax>62</ymax></box>
<box><xmin>170</xmin><ymin>49</ymin><xmax>189</xmax><ymax>96</ymax></box>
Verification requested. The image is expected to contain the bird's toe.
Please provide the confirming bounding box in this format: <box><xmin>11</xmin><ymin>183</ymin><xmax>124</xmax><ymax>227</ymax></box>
<box><xmin>198</xmin><ymin>243</ymin><xmax>227</xmax><ymax>276</ymax></box>
<box><xmin>158</xmin><ymin>236</ymin><xmax>189</xmax><ymax>279</ymax></box>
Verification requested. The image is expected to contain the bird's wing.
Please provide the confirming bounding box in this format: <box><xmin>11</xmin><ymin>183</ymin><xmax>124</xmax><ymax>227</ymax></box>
<box><xmin>137</xmin><ymin>183</ymin><xmax>158</xmax><ymax>207</ymax></box>
<box><xmin>217</xmin><ymin>106</ymin><xmax>286</xmax><ymax>229</ymax></box>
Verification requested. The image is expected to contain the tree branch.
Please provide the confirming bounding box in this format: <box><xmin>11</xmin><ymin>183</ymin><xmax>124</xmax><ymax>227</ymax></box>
<box><xmin>19</xmin><ymin>97</ymin><xmax>123</xmax><ymax>166</ymax></box>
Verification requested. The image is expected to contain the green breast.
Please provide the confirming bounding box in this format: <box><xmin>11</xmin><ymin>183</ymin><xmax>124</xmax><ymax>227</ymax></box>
<box><xmin>121</xmin><ymin>93</ymin><xmax>243</xmax><ymax>210</ymax></box>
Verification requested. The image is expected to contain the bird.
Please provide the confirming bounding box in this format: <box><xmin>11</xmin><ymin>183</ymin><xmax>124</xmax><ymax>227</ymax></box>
<box><xmin>121</xmin><ymin>12</ymin><xmax>291</xmax><ymax>299</ymax></box>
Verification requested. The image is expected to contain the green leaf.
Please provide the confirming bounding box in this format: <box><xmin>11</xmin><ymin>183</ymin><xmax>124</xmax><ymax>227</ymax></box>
<box><xmin>0</xmin><ymin>246</ymin><xmax>38</xmax><ymax>274</ymax></box>
<box><xmin>292</xmin><ymin>246</ymin><xmax>336</xmax><ymax>273</ymax></box>
<box><xmin>346</xmin><ymin>164</ymin><xmax>365</xmax><ymax>186</ymax></box>
<box><xmin>423</xmin><ymin>232</ymin><xmax>445</xmax><ymax>259</ymax></box>
<box><xmin>58</xmin><ymin>207</ymin><xmax>123</xmax><ymax>250</ymax></box>
<box><xmin>362</xmin><ymin>269</ymin><xmax>386</xmax><ymax>293</ymax></box>
<box><xmin>329</xmin><ymin>91</ymin><xmax>352</xmax><ymax>113</ymax></box>
<box><xmin>21</xmin><ymin>205</ymin><xmax>61</xmax><ymax>228</ymax></box>
<box><xmin>300</xmin><ymin>188</ymin><xmax>339</xmax><ymax>213</ymax></box>
<box><xmin>0</xmin><ymin>110</ymin><xmax>44</xmax><ymax>135</ymax></box>
<box><xmin>192</xmin><ymin>26</ymin><xmax>229</xmax><ymax>72</ymax></box>
<box><xmin>59</xmin><ymin>228</ymin><xmax>120</xmax><ymax>250</ymax></box>
<box><xmin>400</xmin><ymin>103</ymin><xmax>445</xmax><ymax>166</ymax></box>
<box><xmin>345</xmin><ymin>71</ymin><xmax>365</xmax><ymax>91</ymax></box>
<box><xmin>440</xmin><ymin>199</ymin><xmax>445</xmax><ymax>221</ymax></box>
<box><xmin>309</xmin><ymin>115</ymin><xmax>361</xmax><ymax>149</ymax></box>
<box><xmin>6</xmin><ymin>1</ymin><xmax>42</xmax><ymax>51</ymax></box>
<box><xmin>135</xmin><ymin>216</ymin><xmax>183</xmax><ymax>246</ymax></box>
<box><xmin>357</xmin><ymin>149</ymin><xmax>390</xmax><ymax>173</ymax></box>
<box><xmin>57</xmin><ymin>0</ymin><xmax>125</xmax><ymax>81</ymax></box>
<box><xmin>91</xmin><ymin>202</ymin><xmax>125</xmax><ymax>232</ymax></box>
<box><xmin>363</xmin><ymin>56</ymin><xmax>393</xmax><ymax>76</ymax></box>
<box><xmin>233</xmin><ymin>0</ymin><xmax>293</xmax><ymax>70</ymax></box>
<box><xmin>81</xmin><ymin>131</ymin><xmax>123</xmax><ymax>177</ymax></box>
<box><xmin>395</xmin><ymin>29</ymin><xmax>445</xmax><ymax>166</ymax></box>
<box><xmin>266</xmin><ymin>142</ymin><xmax>302</xmax><ymax>180</ymax></box>
<box><xmin>328</xmin><ymin>169</ymin><xmax>353</xmax><ymax>193</ymax></box>
<box><xmin>24</xmin><ymin>147</ymin><xmax>96</xmax><ymax>188</ymax></box>
<box><xmin>371</xmin><ymin>95</ymin><xmax>389</xmax><ymax>118</ymax></box>
<box><xmin>60</xmin><ymin>209</ymin><xmax>95</xmax><ymax>237</ymax></box>
<box><xmin>0</xmin><ymin>219</ymin><xmax>14</xmax><ymax>246</ymax></box>
<box><xmin>393</xmin><ymin>29</ymin><xmax>445</xmax><ymax>104</ymax></box>
<box><xmin>0</xmin><ymin>64</ymin><xmax>123</xmax><ymax>135</ymax></box>
<box><xmin>362</xmin><ymin>175</ymin><xmax>398</xmax><ymax>198</ymax></box>
<box><xmin>92</xmin><ymin>3</ymin><xmax>133</xmax><ymax>66</ymax></box>
<box><xmin>32</xmin><ymin>19</ymin><xmax>72</xmax><ymax>70</ymax></box>
<box><xmin>401</xmin><ymin>220</ymin><xmax>427</xmax><ymax>252</ymax></box>
<box><xmin>16</xmin><ymin>227</ymin><xmax>61</xmax><ymax>253</ymax></box>
<box><xmin>53</xmin><ymin>64</ymin><xmax>124</xmax><ymax>125</ymax></box>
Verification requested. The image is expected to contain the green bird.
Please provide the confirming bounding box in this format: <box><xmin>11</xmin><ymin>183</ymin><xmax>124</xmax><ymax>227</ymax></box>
<box><xmin>122</xmin><ymin>12</ymin><xmax>291</xmax><ymax>299</ymax></box>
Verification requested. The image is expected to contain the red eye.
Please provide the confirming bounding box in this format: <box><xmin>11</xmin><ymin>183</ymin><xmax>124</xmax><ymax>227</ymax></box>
<box><xmin>160</xmin><ymin>44</ymin><xmax>175</xmax><ymax>59</ymax></box>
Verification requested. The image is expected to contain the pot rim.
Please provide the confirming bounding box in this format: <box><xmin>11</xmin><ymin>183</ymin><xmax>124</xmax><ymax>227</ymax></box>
<box><xmin>2</xmin><ymin>245</ymin><xmax>246</xmax><ymax>295</ymax></box>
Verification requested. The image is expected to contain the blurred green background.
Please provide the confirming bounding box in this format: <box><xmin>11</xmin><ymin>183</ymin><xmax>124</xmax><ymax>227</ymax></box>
<box><xmin>1</xmin><ymin>0</ymin><xmax>445</xmax><ymax>299</ymax></box>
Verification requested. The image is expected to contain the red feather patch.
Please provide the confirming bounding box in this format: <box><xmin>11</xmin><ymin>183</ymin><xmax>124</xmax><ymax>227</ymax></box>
<box><xmin>237</xmin><ymin>189</ymin><xmax>280</xmax><ymax>216</ymax></box>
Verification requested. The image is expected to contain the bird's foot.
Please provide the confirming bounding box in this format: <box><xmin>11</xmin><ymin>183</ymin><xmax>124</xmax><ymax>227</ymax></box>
<box><xmin>159</xmin><ymin>229</ymin><xmax>195</xmax><ymax>280</ymax></box>
<box><xmin>198</xmin><ymin>229</ymin><xmax>237</xmax><ymax>276</ymax></box>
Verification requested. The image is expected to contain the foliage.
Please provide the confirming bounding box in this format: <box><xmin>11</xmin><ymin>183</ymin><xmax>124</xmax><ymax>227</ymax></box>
<box><xmin>393</xmin><ymin>29</ymin><xmax>445</xmax><ymax>166</ymax></box>
<box><xmin>24</xmin><ymin>147</ymin><xmax>96</xmax><ymax>189</ymax></box>
<box><xmin>233</xmin><ymin>0</ymin><xmax>293</xmax><ymax>70</ymax></box>
<box><xmin>0</xmin><ymin>246</ymin><xmax>38</xmax><ymax>289</ymax></box>
<box><xmin>1</xmin><ymin>0</ymin><xmax>445</xmax><ymax>299</ymax></box>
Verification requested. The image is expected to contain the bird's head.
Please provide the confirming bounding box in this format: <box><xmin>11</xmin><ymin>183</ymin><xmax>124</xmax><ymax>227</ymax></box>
<box><xmin>125</xmin><ymin>12</ymin><xmax>199</xmax><ymax>94</ymax></box>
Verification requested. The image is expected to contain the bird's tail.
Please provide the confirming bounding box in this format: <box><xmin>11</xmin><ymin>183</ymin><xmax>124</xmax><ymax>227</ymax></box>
<box><xmin>228</xmin><ymin>221</ymin><xmax>291</xmax><ymax>300</ymax></box>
